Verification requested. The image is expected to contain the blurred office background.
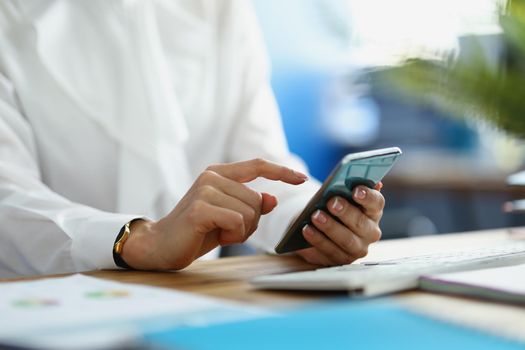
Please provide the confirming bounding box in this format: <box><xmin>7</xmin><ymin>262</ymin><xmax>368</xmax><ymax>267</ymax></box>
<box><xmin>251</xmin><ymin>0</ymin><xmax>525</xmax><ymax>240</ymax></box>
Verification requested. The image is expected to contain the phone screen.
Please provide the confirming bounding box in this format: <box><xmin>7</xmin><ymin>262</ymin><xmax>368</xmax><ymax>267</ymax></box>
<box><xmin>275</xmin><ymin>147</ymin><xmax>402</xmax><ymax>254</ymax></box>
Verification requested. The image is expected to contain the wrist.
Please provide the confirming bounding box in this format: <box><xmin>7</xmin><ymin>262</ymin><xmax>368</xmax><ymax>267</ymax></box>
<box><xmin>120</xmin><ymin>219</ymin><xmax>159</xmax><ymax>270</ymax></box>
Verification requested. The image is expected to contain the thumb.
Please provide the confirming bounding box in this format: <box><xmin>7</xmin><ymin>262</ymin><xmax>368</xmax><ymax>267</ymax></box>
<box><xmin>261</xmin><ymin>192</ymin><xmax>278</xmax><ymax>215</ymax></box>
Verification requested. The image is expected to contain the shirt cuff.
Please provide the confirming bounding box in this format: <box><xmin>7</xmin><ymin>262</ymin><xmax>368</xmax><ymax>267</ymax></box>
<box><xmin>70</xmin><ymin>212</ymin><xmax>142</xmax><ymax>271</ymax></box>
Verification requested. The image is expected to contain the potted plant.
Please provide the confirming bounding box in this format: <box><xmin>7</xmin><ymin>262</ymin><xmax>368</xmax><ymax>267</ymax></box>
<box><xmin>380</xmin><ymin>0</ymin><xmax>525</xmax><ymax>140</ymax></box>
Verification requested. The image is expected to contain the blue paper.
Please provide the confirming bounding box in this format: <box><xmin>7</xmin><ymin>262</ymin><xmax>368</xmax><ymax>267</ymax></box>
<box><xmin>145</xmin><ymin>301</ymin><xmax>524</xmax><ymax>350</ymax></box>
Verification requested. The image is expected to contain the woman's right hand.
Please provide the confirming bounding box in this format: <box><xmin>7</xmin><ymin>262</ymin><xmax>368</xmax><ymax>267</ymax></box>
<box><xmin>121</xmin><ymin>159</ymin><xmax>308</xmax><ymax>270</ymax></box>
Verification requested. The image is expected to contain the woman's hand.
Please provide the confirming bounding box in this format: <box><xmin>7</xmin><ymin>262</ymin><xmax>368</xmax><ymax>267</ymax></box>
<box><xmin>296</xmin><ymin>182</ymin><xmax>384</xmax><ymax>266</ymax></box>
<box><xmin>121</xmin><ymin>159</ymin><xmax>308</xmax><ymax>270</ymax></box>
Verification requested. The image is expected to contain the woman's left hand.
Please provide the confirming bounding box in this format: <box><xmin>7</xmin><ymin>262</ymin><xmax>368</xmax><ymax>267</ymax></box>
<box><xmin>296</xmin><ymin>182</ymin><xmax>384</xmax><ymax>266</ymax></box>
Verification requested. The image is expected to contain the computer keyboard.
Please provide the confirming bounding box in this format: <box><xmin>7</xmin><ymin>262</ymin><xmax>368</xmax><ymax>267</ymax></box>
<box><xmin>251</xmin><ymin>241</ymin><xmax>525</xmax><ymax>297</ymax></box>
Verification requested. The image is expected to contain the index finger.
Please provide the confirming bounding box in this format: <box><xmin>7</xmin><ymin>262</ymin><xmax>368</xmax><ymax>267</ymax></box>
<box><xmin>207</xmin><ymin>158</ymin><xmax>308</xmax><ymax>184</ymax></box>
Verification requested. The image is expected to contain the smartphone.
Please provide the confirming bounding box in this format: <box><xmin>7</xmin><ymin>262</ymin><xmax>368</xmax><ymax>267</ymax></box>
<box><xmin>275</xmin><ymin>147</ymin><xmax>402</xmax><ymax>254</ymax></box>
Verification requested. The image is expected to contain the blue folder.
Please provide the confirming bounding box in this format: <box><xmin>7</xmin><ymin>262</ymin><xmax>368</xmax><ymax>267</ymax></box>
<box><xmin>145</xmin><ymin>301</ymin><xmax>524</xmax><ymax>350</ymax></box>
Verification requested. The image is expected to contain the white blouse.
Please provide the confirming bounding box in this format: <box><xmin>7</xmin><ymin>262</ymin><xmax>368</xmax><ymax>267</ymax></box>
<box><xmin>0</xmin><ymin>0</ymin><xmax>320</xmax><ymax>277</ymax></box>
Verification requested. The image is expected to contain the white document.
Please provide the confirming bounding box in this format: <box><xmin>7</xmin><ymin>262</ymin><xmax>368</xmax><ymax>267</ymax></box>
<box><xmin>420</xmin><ymin>263</ymin><xmax>525</xmax><ymax>303</ymax></box>
<box><xmin>507</xmin><ymin>170</ymin><xmax>525</xmax><ymax>186</ymax></box>
<box><xmin>0</xmin><ymin>274</ymin><xmax>267</xmax><ymax>349</ymax></box>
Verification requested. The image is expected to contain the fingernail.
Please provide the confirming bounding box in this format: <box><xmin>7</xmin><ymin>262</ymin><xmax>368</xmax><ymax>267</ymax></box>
<box><xmin>332</xmin><ymin>197</ymin><xmax>344</xmax><ymax>212</ymax></box>
<box><xmin>313</xmin><ymin>210</ymin><xmax>327</xmax><ymax>224</ymax></box>
<box><xmin>302</xmin><ymin>225</ymin><xmax>314</xmax><ymax>237</ymax></box>
<box><xmin>354</xmin><ymin>187</ymin><xmax>367</xmax><ymax>200</ymax></box>
<box><xmin>293</xmin><ymin>170</ymin><xmax>308</xmax><ymax>180</ymax></box>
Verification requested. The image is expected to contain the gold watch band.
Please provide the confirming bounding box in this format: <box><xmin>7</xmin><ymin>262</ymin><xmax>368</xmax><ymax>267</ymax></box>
<box><xmin>114</xmin><ymin>221</ymin><xmax>132</xmax><ymax>255</ymax></box>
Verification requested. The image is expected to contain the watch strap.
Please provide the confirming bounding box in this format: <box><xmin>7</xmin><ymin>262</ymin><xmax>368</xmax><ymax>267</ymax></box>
<box><xmin>113</xmin><ymin>219</ymin><xmax>140</xmax><ymax>269</ymax></box>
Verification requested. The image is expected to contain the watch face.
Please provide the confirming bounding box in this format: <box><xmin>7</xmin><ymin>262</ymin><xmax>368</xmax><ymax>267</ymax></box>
<box><xmin>113</xmin><ymin>222</ymin><xmax>133</xmax><ymax>268</ymax></box>
<box><xmin>114</xmin><ymin>223</ymin><xmax>131</xmax><ymax>254</ymax></box>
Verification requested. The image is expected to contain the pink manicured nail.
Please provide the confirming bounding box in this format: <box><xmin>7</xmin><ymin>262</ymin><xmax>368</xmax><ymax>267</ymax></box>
<box><xmin>354</xmin><ymin>187</ymin><xmax>367</xmax><ymax>200</ymax></box>
<box><xmin>332</xmin><ymin>197</ymin><xmax>344</xmax><ymax>212</ymax></box>
<box><xmin>293</xmin><ymin>170</ymin><xmax>309</xmax><ymax>180</ymax></box>
<box><xmin>313</xmin><ymin>210</ymin><xmax>327</xmax><ymax>224</ymax></box>
<box><xmin>302</xmin><ymin>225</ymin><xmax>314</xmax><ymax>237</ymax></box>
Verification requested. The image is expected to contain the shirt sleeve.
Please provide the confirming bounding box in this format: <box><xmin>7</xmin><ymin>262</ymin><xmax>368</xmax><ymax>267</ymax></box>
<box><xmin>0</xmin><ymin>73</ymin><xmax>138</xmax><ymax>277</ymax></box>
<box><xmin>222</xmin><ymin>1</ymin><xmax>321</xmax><ymax>252</ymax></box>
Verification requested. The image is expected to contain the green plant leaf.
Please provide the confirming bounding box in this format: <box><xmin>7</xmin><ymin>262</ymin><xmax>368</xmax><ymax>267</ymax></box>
<box><xmin>380</xmin><ymin>0</ymin><xmax>525</xmax><ymax>140</ymax></box>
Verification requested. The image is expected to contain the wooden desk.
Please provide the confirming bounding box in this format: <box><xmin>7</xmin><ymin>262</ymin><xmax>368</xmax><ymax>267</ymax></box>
<box><xmin>3</xmin><ymin>228</ymin><xmax>525</xmax><ymax>342</ymax></box>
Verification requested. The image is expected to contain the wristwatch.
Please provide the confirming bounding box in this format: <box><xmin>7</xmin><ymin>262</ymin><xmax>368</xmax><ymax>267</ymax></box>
<box><xmin>113</xmin><ymin>220</ymin><xmax>138</xmax><ymax>269</ymax></box>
